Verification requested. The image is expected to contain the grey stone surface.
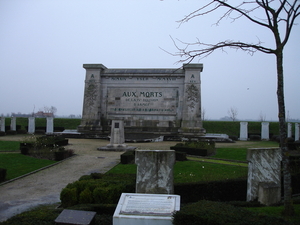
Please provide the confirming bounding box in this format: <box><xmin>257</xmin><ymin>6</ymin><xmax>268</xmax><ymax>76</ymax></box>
<box><xmin>55</xmin><ymin>209</ymin><xmax>96</xmax><ymax>225</ymax></box>
<box><xmin>258</xmin><ymin>182</ymin><xmax>281</xmax><ymax>206</ymax></box>
<box><xmin>10</xmin><ymin>117</ymin><xmax>16</xmax><ymax>131</ymax></box>
<box><xmin>239</xmin><ymin>122</ymin><xmax>248</xmax><ymax>141</ymax></box>
<box><xmin>46</xmin><ymin>117</ymin><xmax>54</xmax><ymax>134</ymax></box>
<box><xmin>78</xmin><ymin>63</ymin><xmax>205</xmax><ymax>137</ymax></box>
<box><xmin>0</xmin><ymin>117</ymin><xmax>5</xmax><ymax>132</ymax></box>
<box><xmin>295</xmin><ymin>123</ymin><xmax>299</xmax><ymax>141</ymax></box>
<box><xmin>135</xmin><ymin>150</ymin><xmax>175</xmax><ymax>194</ymax></box>
<box><xmin>246</xmin><ymin>147</ymin><xmax>282</xmax><ymax>203</ymax></box>
<box><xmin>28</xmin><ymin>117</ymin><xmax>35</xmax><ymax>134</ymax></box>
<box><xmin>288</xmin><ymin>122</ymin><xmax>292</xmax><ymax>138</ymax></box>
<box><xmin>261</xmin><ymin>122</ymin><xmax>269</xmax><ymax>140</ymax></box>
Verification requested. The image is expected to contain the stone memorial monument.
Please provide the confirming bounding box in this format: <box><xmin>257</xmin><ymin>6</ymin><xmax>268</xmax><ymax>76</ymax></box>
<box><xmin>78</xmin><ymin>63</ymin><xmax>205</xmax><ymax>138</ymax></box>
<box><xmin>0</xmin><ymin>117</ymin><xmax>5</xmax><ymax>132</ymax></box>
<box><xmin>10</xmin><ymin>117</ymin><xmax>16</xmax><ymax>131</ymax></box>
<box><xmin>113</xmin><ymin>193</ymin><xmax>180</xmax><ymax>225</ymax></box>
<box><xmin>135</xmin><ymin>150</ymin><xmax>175</xmax><ymax>194</ymax></box>
<box><xmin>239</xmin><ymin>122</ymin><xmax>248</xmax><ymax>141</ymax></box>
<box><xmin>28</xmin><ymin>117</ymin><xmax>35</xmax><ymax>134</ymax></box>
<box><xmin>98</xmin><ymin>119</ymin><xmax>136</xmax><ymax>151</ymax></box>
<box><xmin>261</xmin><ymin>122</ymin><xmax>269</xmax><ymax>140</ymax></box>
<box><xmin>247</xmin><ymin>147</ymin><xmax>282</xmax><ymax>205</ymax></box>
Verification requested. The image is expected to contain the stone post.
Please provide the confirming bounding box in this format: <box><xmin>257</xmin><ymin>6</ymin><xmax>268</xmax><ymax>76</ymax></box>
<box><xmin>295</xmin><ymin>123</ymin><xmax>299</xmax><ymax>141</ymax></box>
<box><xmin>247</xmin><ymin>147</ymin><xmax>281</xmax><ymax>205</ymax></box>
<box><xmin>46</xmin><ymin>117</ymin><xmax>54</xmax><ymax>134</ymax></box>
<box><xmin>0</xmin><ymin>117</ymin><xmax>5</xmax><ymax>132</ymax></box>
<box><xmin>78</xmin><ymin>64</ymin><xmax>107</xmax><ymax>134</ymax></box>
<box><xmin>239</xmin><ymin>122</ymin><xmax>248</xmax><ymax>141</ymax></box>
<box><xmin>180</xmin><ymin>64</ymin><xmax>205</xmax><ymax>136</ymax></box>
<box><xmin>28</xmin><ymin>117</ymin><xmax>35</xmax><ymax>134</ymax></box>
<box><xmin>135</xmin><ymin>150</ymin><xmax>175</xmax><ymax>194</ymax></box>
<box><xmin>10</xmin><ymin>117</ymin><xmax>16</xmax><ymax>131</ymax></box>
<box><xmin>287</xmin><ymin>122</ymin><xmax>292</xmax><ymax>138</ymax></box>
<box><xmin>261</xmin><ymin>122</ymin><xmax>269</xmax><ymax>140</ymax></box>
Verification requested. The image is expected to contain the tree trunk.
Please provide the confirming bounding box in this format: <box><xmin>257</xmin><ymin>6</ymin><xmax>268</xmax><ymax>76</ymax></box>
<box><xmin>276</xmin><ymin>50</ymin><xmax>294</xmax><ymax>216</ymax></box>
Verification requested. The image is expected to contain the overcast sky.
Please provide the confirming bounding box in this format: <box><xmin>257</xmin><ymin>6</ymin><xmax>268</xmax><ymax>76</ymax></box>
<box><xmin>0</xmin><ymin>0</ymin><xmax>299</xmax><ymax>121</ymax></box>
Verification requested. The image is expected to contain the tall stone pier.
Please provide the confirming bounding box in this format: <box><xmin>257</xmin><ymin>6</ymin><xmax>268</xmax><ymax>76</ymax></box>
<box><xmin>135</xmin><ymin>150</ymin><xmax>175</xmax><ymax>194</ymax></box>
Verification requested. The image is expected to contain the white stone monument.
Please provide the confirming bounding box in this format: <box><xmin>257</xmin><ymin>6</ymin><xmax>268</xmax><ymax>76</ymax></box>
<box><xmin>135</xmin><ymin>150</ymin><xmax>175</xmax><ymax>194</ymax></box>
<box><xmin>10</xmin><ymin>117</ymin><xmax>16</xmax><ymax>131</ymax></box>
<box><xmin>46</xmin><ymin>117</ymin><xmax>54</xmax><ymax>134</ymax></box>
<box><xmin>113</xmin><ymin>193</ymin><xmax>180</xmax><ymax>225</ymax></box>
<box><xmin>287</xmin><ymin>122</ymin><xmax>292</xmax><ymax>138</ymax></box>
<box><xmin>247</xmin><ymin>147</ymin><xmax>282</xmax><ymax>205</ymax></box>
<box><xmin>239</xmin><ymin>122</ymin><xmax>248</xmax><ymax>141</ymax></box>
<box><xmin>98</xmin><ymin>119</ymin><xmax>136</xmax><ymax>151</ymax></box>
<box><xmin>261</xmin><ymin>122</ymin><xmax>269</xmax><ymax>140</ymax></box>
<box><xmin>295</xmin><ymin>123</ymin><xmax>299</xmax><ymax>141</ymax></box>
<box><xmin>0</xmin><ymin>117</ymin><xmax>5</xmax><ymax>132</ymax></box>
<box><xmin>28</xmin><ymin>117</ymin><xmax>35</xmax><ymax>134</ymax></box>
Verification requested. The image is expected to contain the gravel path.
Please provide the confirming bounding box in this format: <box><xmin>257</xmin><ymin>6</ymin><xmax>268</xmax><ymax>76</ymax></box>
<box><xmin>0</xmin><ymin>138</ymin><xmax>122</xmax><ymax>222</ymax></box>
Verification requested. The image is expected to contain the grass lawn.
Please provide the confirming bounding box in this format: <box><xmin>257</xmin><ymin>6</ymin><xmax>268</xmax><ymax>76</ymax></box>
<box><xmin>107</xmin><ymin>160</ymin><xmax>248</xmax><ymax>183</ymax></box>
<box><xmin>0</xmin><ymin>153</ymin><xmax>56</xmax><ymax>181</ymax></box>
<box><xmin>0</xmin><ymin>141</ymin><xmax>20</xmax><ymax>152</ymax></box>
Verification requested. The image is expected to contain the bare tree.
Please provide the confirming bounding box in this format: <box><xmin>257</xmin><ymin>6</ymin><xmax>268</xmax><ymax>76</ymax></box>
<box><xmin>259</xmin><ymin>111</ymin><xmax>267</xmax><ymax>121</ymax></box>
<box><xmin>227</xmin><ymin>107</ymin><xmax>238</xmax><ymax>121</ymax></box>
<box><xmin>173</xmin><ymin>0</ymin><xmax>299</xmax><ymax>216</ymax></box>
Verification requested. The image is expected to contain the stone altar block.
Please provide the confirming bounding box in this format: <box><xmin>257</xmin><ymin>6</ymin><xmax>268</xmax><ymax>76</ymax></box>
<box><xmin>135</xmin><ymin>150</ymin><xmax>175</xmax><ymax>194</ymax></box>
<box><xmin>113</xmin><ymin>193</ymin><xmax>180</xmax><ymax>225</ymax></box>
<box><xmin>55</xmin><ymin>209</ymin><xmax>96</xmax><ymax>225</ymax></box>
<box><xmin>261</xmin><ymin>122</ymin><xmax>269</xmax><ymax>140</ymax></box>
<box><xmin>239</xmin><ymin>122</ymin><xmax>248</xmax><ymax>141</ymax></box>
<box><xmin>247</xmin><ymin>147</ymin><xmax>282</xmax><ymax>203</ymax></box>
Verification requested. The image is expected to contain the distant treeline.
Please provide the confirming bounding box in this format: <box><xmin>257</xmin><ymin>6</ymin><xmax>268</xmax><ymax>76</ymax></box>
<box><xmin>3</xmin><ymin>118</ymin><xmax>289</xmax><ymax>137</ymax></box>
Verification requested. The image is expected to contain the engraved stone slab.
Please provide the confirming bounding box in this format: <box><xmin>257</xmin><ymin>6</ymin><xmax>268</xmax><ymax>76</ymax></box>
<box><xmin>55</xmin><ymin>209</ymin><xmax>96</xmax><ymax>225</ymax></box>
<box><xmin>113</xmin><ymin>193</ymin><xmax>180</xmax><ymax>225</ymax></box>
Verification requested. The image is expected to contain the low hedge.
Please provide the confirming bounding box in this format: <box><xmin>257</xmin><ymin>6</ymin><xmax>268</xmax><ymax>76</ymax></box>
<box><xmin>174</xmin><ymin>178</ymin><xmax>247</xmax><ymax>203</ymax></box>
<box><xmin>170</xmin><ymin>141</ymin><xmax>216</xmax><ymax>156</ymax></box>
<box><xmin>173</xmin><ymin>200</ymin><xmax>292</xmax><ymax>225</ymax></box>
<box><xmin>60</xmin><ymin>173</ymin><xmax>135</xmax><ymax>208</ymax></box>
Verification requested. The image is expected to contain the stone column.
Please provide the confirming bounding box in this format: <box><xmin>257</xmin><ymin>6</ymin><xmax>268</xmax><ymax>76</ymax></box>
<box><xmin>239</xmin><ymin>122</ymin><xmax>248</xmax><ymax>141</ymax></box>
<box><xmin>28</xmin><ymin>117</ymin><xmax>35</xmax><ymax>134</ymax></box>
<box><xmin>295</xmin><ymin>123</ymin><xmax>299</xmax><ymax>141</ymax></box>
<box><xmin>180</xmin><ymin>63</ymin><xmax>205</xmax><ymax>136</ymax></box>
<box><xmin>0</xmin><ymin>117</ymin><xmax>5</xmax><ymax>132</ymax></box>
<box><xmin>108</xmin><ymin>119</ymin><xmax>125</xmax><ymax>147</ymax></box>
<box><xmin>247</xmin><ymin>147</ymin><xmax>281</xmax><ymax>204</ymax></box>
<box><xmin>287</xmin><ymin>122</ymin><xmax>292</xmax><ymax>138</ymax></box>
<box><xmin>46</xmin><ymin>117</ymin><xmax>54</xmax><ymax>134</ymax></box>
<box><xmin>78</xmin><ymin>64</ymin><xmax>107</xmax><ymax>134</ymax></box>
<box><xmin>261</xmin><ymin>122</ymin><xmax>269</xmax><ymax>140</ymax></box>
<box><xmin>10</xmin><ymin>117</ymin><xmax>16</xmax><ymax>131</ymax></box>
<box><xmin>135</xmin><ymin>150</ymin><xmax>175</xmax><ymax>194</ymax></box>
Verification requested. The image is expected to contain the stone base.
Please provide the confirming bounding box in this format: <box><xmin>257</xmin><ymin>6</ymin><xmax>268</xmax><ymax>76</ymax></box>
<box><xmin>97</xmin><ymin>144</ymin><xmax>136</xmax><ymax>152</ymax></box>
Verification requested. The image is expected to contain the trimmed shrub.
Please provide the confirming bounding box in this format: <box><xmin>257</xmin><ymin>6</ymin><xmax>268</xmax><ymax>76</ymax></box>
<box><xmin>173</xmin><ymin>200</ymin><xmax>292</xmax><ymax>225</ymax></box>
<box><xmin>79</xmin><ymin>188</ymin><xmax>93</xmax><ymax>204</ymax></box>
<box><xmin>0</xmin><ymin>168</ymin><xmax>7</xmax><ymax>182</ymax></box>
<box><xmin>121</xmin><ymin>151</ymin><xmax>135</xmax><ymax>164</ymax></box>
<box><xmin>176</xmin><ymin>151</ymin><xmax>187</xmax><ymax>161</ymax></box>
<box><xmin>60</xmin><ymin>188</ymin><xmax>78</xmax><ymax>208</ymax></box>
<box><xmin>171</xmin><ymin>141</ymin><xmax>216</xmax><ymax>156</ymax></box>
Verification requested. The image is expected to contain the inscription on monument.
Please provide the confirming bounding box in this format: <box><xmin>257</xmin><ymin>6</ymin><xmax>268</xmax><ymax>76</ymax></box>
<box><xmin>120</xmin><ymin>195</ymin><xmax>176</xmax><ymax>216</ymax></box>
<box><xmin>107</xmin><ymin>87</ymin><xmax>178</xmax><ymax>115</ymax></box>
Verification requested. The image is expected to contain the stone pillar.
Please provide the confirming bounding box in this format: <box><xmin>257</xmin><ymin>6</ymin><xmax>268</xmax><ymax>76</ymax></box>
<box><xmin>0</xmin><ymin>117</ymin><xmax>5</xmax><ymax>132</ymax></box>
<box><xmin>78</xmin><ymin>64</ymin><xmax>107</xmax><ymax>134</ymax></box>
<box><xmin>28</xmin><ymin>117</ymin><xmax>35</xmax><ymax>134</ymax></box>
<box><xmin>247</xmin><ymin>147</ymin><xmax>281</xmax><ymax>204</ymax></box>
<box><xmin>135</xmin><ymin>150</ymin><xmax>175</xmax><ymax>194</ymax></box>
<box><xmin>261</xmin><ymin>122</ymin><xmax>269</xmax><ymax>140</ymax></box>
<box><xmin>46</xmin><ymin>117</ymin><xmax>54</xmax><ymax>134</ymax></box>
<box><xmin>108</xmin><ymin>119</ymin><xmax>125</xmax><ymax>147</ymax></box>
<box><xmin>287</xmin><ymin>122</ymin><xmax>292</xmax><ymax>138</ymax></box>
<box><xmin>295</xmin><ymin>123</ymin><xmax>299</xmax><ymax>141</ymax></box>
<box><xmin>180</xmin><ymin>64</ymin><xmax>205</xmax><ymax>136</ymax></box>
<box><xmin>10</xmin><ymin>117</ymin><xmax>16</xmax><ymax>131</ymax></box>
<box><xmin>239</xmin><ymin>122</ymin><xmax>248</xmax><ymax>141</ymax></box>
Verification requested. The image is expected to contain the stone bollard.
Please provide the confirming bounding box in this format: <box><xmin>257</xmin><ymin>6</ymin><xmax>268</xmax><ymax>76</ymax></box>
<box><xmin>135</xmin><ymin>150</ymin><xmax>175</xmax><ymax>194</ymax></box>
<box><xmin>247</xmin><ymin>147</ymin><xmax>282</xmax><ymax>205</ymax></box>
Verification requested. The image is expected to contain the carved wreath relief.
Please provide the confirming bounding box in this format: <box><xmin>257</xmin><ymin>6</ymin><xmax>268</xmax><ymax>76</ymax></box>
<box><xmin>84</xmin><ymin>81</ymin><xmax>98</xmax><ymax>110</ymax></box>
<box><xmin>185</xmin><ymin>84</ymin><xmax>199</xmax><ymax>111</ymax></box>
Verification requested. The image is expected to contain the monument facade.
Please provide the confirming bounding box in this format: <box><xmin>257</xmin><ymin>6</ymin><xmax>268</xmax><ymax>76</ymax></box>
<box><xmin>78</xmin><ymin>63</ymin><xmax>205</xmax><ymax>137</ymax></box>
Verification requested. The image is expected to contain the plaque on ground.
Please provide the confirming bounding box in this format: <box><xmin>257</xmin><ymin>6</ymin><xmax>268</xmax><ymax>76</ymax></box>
<box><xmin>55</xmin><ymin>209</ymin><xmax>96</xmax><ymax>225</ymax></box>
<box><xmin>113</xmin><ymin>193</ymin><xmax>180</xmax><ymax>225</ymax></box>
